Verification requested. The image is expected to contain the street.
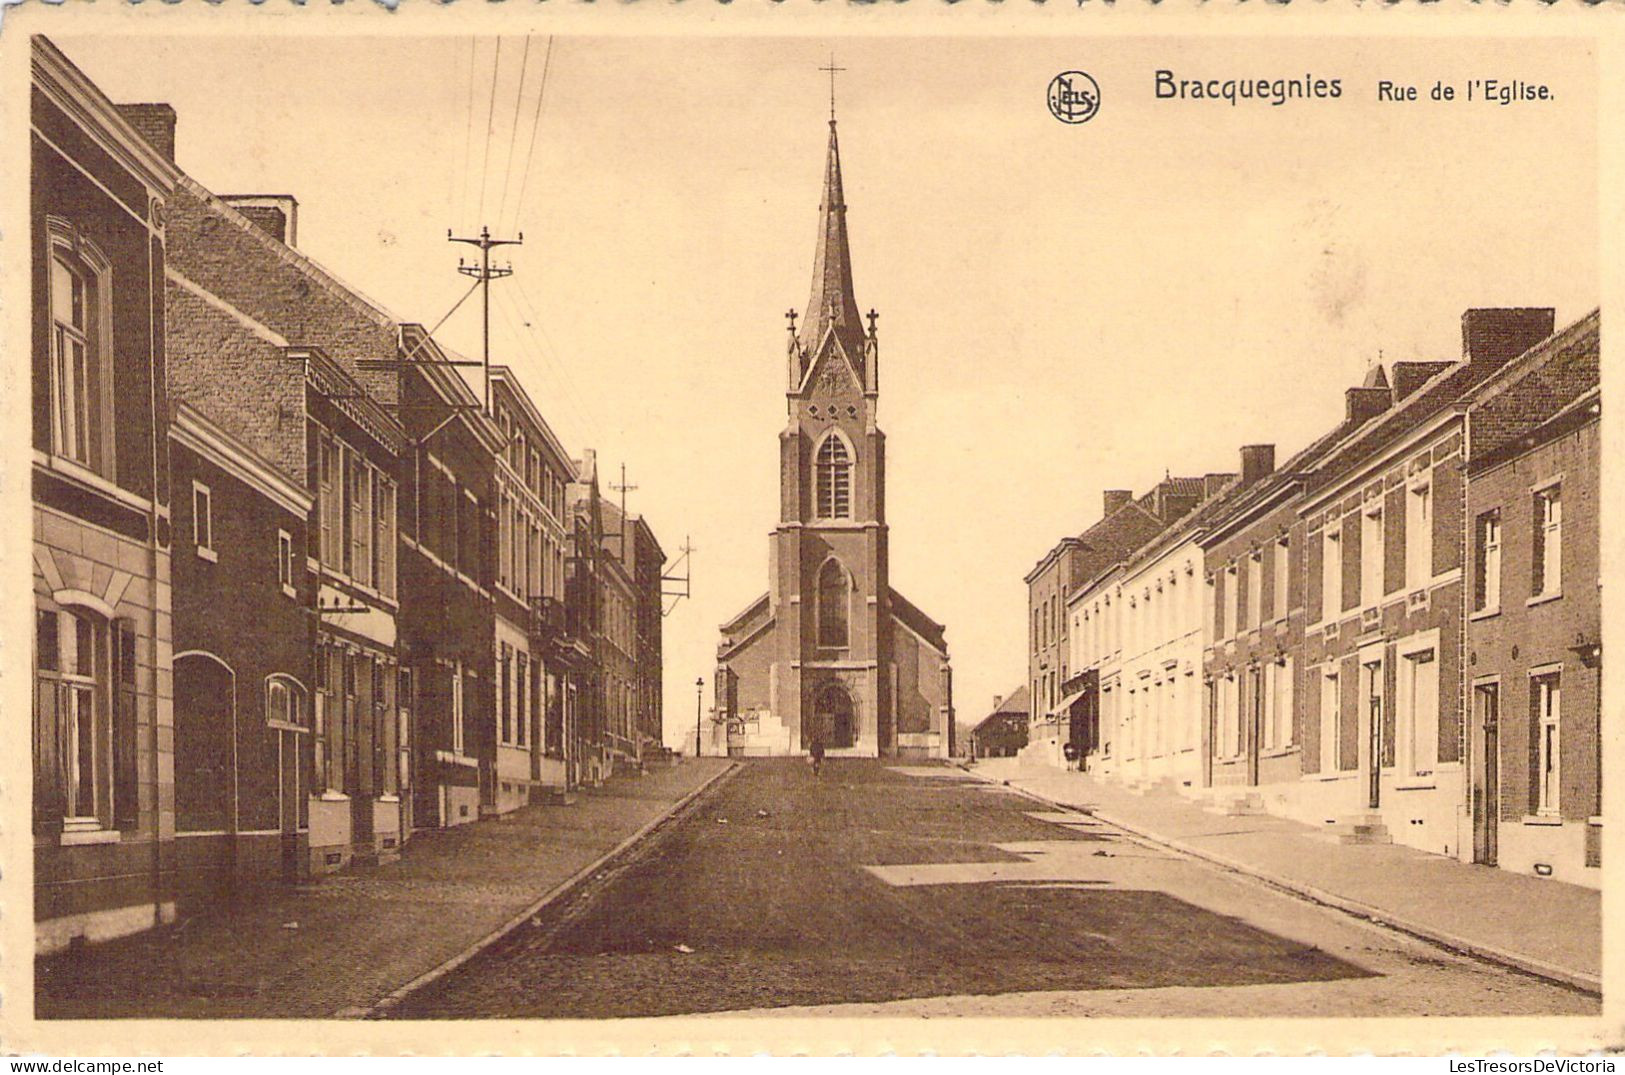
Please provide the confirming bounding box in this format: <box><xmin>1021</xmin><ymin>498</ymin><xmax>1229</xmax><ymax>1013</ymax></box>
<box><xmin>391</xmin><ymin>760</ymin><xmax>1595</xmax><ymax>1019</ymax></box>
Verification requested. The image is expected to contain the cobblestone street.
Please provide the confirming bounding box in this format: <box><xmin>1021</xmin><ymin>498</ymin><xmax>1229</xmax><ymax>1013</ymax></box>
<box><xmin>391</xmin><ymin>760</ymin><xmax>1597</xmax><ymax>1019</ymax></box>
<box><xmin>34</xmin><ymin>760</ymin><xmax>731</xmax><ymax>1019</ymax></box>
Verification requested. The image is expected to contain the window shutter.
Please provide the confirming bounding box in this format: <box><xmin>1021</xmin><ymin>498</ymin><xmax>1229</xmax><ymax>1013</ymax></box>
<box><xmin>1431</xmin><ymin>458</ymin><xmax>1463</xmax><ymax>575</ymax></box>
<box><xmin>1305</xmin><ymin>530</ymin><xmax>1323</xmax><ymax>623</ymax></box>
<box><xmin>113</xmin><ymin>617</ymin><xmax>140</xmax><ymax>830</ymax></box>
<box><xmin>1383</xmin><ymin>487</ymin><xmax>1406</xmax><ymax>594</ymax></box>
<box><xmin>1340</xmin><ymin>513</ymin><xmax>1361</xmax><ymax>613</ymax></box>
<box><xmin>34</xmin><ymin>678</ymin><xmax>64</xmax><ymax>834</ymax></box>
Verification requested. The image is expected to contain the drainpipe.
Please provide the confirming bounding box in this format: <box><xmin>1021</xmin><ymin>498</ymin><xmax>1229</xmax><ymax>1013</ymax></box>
<box><xmin>146</xmin><ymin>206</ymin><xmax>165</xmax><ymax>929</ymax></box>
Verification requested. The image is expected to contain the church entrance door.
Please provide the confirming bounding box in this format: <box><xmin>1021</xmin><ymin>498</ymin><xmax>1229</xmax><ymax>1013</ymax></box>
<box><xmin>809</xmin><ymin>685</ymin><xmax>857</xmax><ymax>750</ymax></box>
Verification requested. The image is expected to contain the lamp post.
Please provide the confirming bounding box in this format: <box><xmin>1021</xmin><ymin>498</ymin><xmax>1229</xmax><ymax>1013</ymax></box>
<box><xmin>695</xmin><ymin>676</ymin><xmax>705</xmax><ymax>758</ymax></box>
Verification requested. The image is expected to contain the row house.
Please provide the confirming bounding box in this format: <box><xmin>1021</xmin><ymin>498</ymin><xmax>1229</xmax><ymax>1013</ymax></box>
<box><xmin>1460</xmin><ymin>311</ymin><xmax>1600</xmax><ymax>886</ymax></box>
<box><xmin>969</xmin><ymin>687</ymin><xmax>1030</xmax><ymax>760</ymax></box>
<box><xmin>598</xmin><ymin>498</ymin><xmax>641</xmax><ymax>767</ymax></box>
<box><xmin>394</xmin><ymin>326</ymin><xmax>498</xmax><ymax>830</ymax></box>
<box><xmin>490</xmin><ymin>365</ymin><xmax>578</xmax><ymax>811</ymax></box>
<box><xmin>164</xmin><ymin>171</ymin><xmax>410</xmax><ymax>874</ymax></box>
<box><xmin>29</xmin><ymin>37</ymin><xmax>673</xmax><ymax>951</ymax></box>
<box><xmin>1025</xmin><ymin>475</ymin><xmax>1228</xmax><ymax>768</ymax></box>
<box><xmin>31</xmin><ymin>39</ymin><xmax>180</xmax><ymax>954</ymax></box>
<box><xmin>621</xmin><ymin>513</ymin><xmax>667</xmax><ymax>757</ymax></box>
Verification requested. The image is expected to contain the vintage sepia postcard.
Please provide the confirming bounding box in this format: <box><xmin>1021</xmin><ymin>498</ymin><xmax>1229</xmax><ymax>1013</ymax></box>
<box><xmin>1</xmin><ymin>3</ymin><xmax>1620</xmax><ymax>1059</ymax></box>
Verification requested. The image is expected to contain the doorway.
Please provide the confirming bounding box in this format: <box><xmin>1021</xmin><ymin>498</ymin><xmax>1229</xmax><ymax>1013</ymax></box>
<box><xmin>1473</xmin><ymin>681</ymin><xmax>1500</xmax><ymax>866</ymax></box>
<box><xmin>809</xmin><ymin>684</ymin><xmax>856</xmax><ymax>750</ymax></box>
<box><xmin>1362</xmin><ymin>658</ymin><xmax>1383</xmax><ymax>810</ymax></box>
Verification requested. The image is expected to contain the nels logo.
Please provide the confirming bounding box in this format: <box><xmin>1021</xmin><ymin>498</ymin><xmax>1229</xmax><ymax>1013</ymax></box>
<box><xmin>1048</xmin><ymin>71</ymin><xmax>1101</xmax><ymax>125</ymax></box>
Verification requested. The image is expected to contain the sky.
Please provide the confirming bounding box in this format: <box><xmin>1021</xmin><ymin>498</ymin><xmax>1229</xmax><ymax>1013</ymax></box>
<box><xmin>57</xmin><ymin>33</ymin><xmax>1598</xmax><ymax>746</ymax></box>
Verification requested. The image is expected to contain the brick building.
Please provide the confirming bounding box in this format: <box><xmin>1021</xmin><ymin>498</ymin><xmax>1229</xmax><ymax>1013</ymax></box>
<box><xmin>167</xmin><ymin>401</ymin><xmax>314</xmax><ymax>905</ymax></box>
<box><xmin>713</xmin><ymin>116</ymin><xmax>953</xmax><ymax>759</ymax></box>
<box><xmin>1461</xmin><ymin>311</ymin><xmax>1600</xmax><ymax>886</ymax></box>
<box><xmin>970</xmin><ymin>687</ymin><xmax>1030</xmax><ymax>759</ymax></box>
<box><xmin>31</xmin><ymin>38</ymin><xmax>180</xmax><ymax>954</ymax></box>
<box><xmin>1026</xmin><ymin>477</ymin><xmax>1221</xmax><ymax>768</ymax></box>
<box><xmin>490</xmin><ymin>366</ymin><xmax>577</xmax><ymax>802</ymax></box>
<box><xmin>393</xmin><ymin>327</ymin><xmax>499</xmax><ymax>829</ymax></box>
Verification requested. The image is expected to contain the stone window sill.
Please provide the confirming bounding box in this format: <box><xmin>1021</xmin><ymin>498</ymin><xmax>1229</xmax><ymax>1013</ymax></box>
<box><xmin>1469</xmin><ymin>606</ymin><xmax>1501</xmax><ymax>623</ymax></box>
<box><xmin>1527</xmin><ymin>591</ymin><xmax>1563</xmax><ymax>609</ymax></box>
<box><xmin>60</xmin><ymin>827</ymin><xmax>121</xmax><ymax>846</ymax></box>
<box><xmin>1521</xmin><ymin>814</ymin><xmax>1564</xmax><ymax>827</ymax></box>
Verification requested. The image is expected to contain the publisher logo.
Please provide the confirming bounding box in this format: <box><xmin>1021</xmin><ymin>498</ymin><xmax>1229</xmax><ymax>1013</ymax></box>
<box><xmin>1048</xmin><ymin>71</ymin><xmax>1101</xmax><ymax>124</ymax></box>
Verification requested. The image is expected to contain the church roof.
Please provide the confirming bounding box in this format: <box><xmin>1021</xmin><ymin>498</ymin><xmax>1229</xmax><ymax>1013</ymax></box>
<box><xmin>798</xmin><ymin>120</ymin><xmax>867</xmax><ymax>364</ymax></box>
<box><xmin>889</xmin><ymin>587</ymin><xmax>948</xmax><ymax>654</ymax></box>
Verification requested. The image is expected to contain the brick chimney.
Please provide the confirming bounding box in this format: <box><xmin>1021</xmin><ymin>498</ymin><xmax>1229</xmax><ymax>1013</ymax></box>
<box><xmin>1203</xmin><ymin>472</ymin><xmax>1235</xmax><ymax>499</ymax></box>
<box><xmin>1240</xmin><ymin>444</ymin><xmax>1275</xmax><ymax>485</ymax></box>
<box><xmin>991</xmin><ymin>694</ymin><xmax>1003</xmax><ymax>713</ymax></box>
<box><xmin>222</xmin><ymin>195</ymin><xmax>299</xmax><ymax>247</ymax></box>
<box><xmin>1346</xmin><ymin>367</ymin><xmax>1392</xmax><ymax>426</ymax></box>
<box><xmin>1102</xmin><ymin>490</ymin><xmax>1132</xmax><ymax>516</ymax></box>
<box><xmin>1462</xmin><ymin>308</ymin><xmax>1555</xmax><ymax>368</ymax></box>
<box><xmin>1390</xmin><ymin>360</ymin><xmax>1454</xmax><ymax>402</ymax></box>
<box><xmin>115</xmin><ymin>103</ymin><xmax>176</xmax><ymax>162</ymax></box>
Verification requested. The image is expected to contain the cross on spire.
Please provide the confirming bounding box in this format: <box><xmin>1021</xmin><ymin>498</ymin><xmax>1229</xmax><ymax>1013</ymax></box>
<box><xmin>820</xmin><ymin>54</ymin><xmax>846</xmax><ymax>122</ymax></box>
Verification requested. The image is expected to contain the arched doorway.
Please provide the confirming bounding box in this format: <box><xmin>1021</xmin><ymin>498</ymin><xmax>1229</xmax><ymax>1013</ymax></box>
<box><xmin>807</xmin><ymin>683</ymin><xmax>857</xmax><ymax>750</ymax></box>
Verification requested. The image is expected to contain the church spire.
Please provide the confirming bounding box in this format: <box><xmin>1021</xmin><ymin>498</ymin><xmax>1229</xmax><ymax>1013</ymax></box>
<box><xmin>798</xmin><ymin>118</ymin><xmax>866</xmax><ymax>363</ymax></box>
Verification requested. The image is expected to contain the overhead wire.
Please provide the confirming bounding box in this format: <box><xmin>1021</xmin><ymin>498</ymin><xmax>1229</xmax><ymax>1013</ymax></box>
<box><xmin>476</xmin><ymin>36</ymin><xmax>503</xmax><ymax>225</ymax></box>
<box><xmin>505</xmin><ymin>277</ymin><xmax>608</xmax><ymax>441</ymax></box>
<box><xmin>495</xmin><ymin>34</ymin><xmax>534</xmax><ymax>232</ymax></box>
<box><xmin>457</xmin><ymin>36</ymin><xmax>477</xmax><ymax>229</ymax></box>
<box><xmin>510</xmin><ymin>35</ymin><xmax>557</xmax><ymax>237</ymax></box>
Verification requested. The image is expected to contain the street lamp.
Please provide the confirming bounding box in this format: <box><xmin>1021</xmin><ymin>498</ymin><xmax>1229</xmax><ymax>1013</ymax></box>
<box><xmin>695</xmin><ymin>676</ymin><xmax>705</xmax><ymax>758</ymax></box>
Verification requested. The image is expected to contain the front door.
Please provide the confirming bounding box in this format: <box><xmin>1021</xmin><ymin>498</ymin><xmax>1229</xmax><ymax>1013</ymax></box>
<box><xmin>279</xmin><ymin>728</ymin><xmax>302</xmax><ymax>881</ymax></box>
<box><xmin>1246</xmin><ymin>667</ymin><xmax>1263</xmax><ymax>786</ymax></box>
<box><xmin>809</xmin><ymin>685</ymin><xmax>856</xmax><ymax>750</ymax></box>
<box><xmin>1473</xmin><ymin>683</ymin><xmax>1500</xmax><ymax>866</ymax></box>
<box><xmin>1363</xmin><ymin>660</ymin><xmax>1383</xmax><ymax>810</ymax></box>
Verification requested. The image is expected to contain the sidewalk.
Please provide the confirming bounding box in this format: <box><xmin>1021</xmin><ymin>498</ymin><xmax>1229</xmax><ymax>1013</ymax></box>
<box><xmin>966</xmin><ymin>757</ymin><xmax>1601</xmax><ymax>995</ymax></box>
<box><xmin>35</xmin><ymin>758</ymin><xmax>734</xmax><ymax>1019</ymax></box>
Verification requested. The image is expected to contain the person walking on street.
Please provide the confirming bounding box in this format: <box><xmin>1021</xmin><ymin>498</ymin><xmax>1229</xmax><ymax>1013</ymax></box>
<box><xmin>809</xmin><ymin>735</ymin><xmax>826</xmax><ymax>777</ymax></box>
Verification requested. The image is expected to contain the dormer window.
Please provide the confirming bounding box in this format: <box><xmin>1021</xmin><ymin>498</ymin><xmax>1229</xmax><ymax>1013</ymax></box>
<box><xmin>815</xmin><ymin>435</ymin><xmax>852</xmax><ymax>519</ymax></box>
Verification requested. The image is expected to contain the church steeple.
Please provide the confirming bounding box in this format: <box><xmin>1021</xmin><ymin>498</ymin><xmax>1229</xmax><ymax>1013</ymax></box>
<box><xmin>798</xmin><ymin>119</ymin><xmax>866</xmax><ymax>364</ymax></box>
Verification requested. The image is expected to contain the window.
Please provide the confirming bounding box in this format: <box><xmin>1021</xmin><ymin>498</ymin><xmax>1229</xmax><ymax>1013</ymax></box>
<box><xmin>815</xmin><ymin>435</ymin><xmax>853</xmax><ymax>519</ymax></box>
<box><xmin>451</xmin><ymin>661</ymin><xmax>466</xmax><ymax>755</ymax></box>
<box><xmin>267</xmin><ymin>675</ymin><xmax>306</xmax><ymax>728</ymax></box>
<box><xmin>35</xmin><ymin>607</ymin><xmax>134</xmax><ymax>832</ymax></box>
<box><xmin>1361</xmin><ymin>501</ymin><xmax>1384</xmax><ymax>606</ymax></box>
<box><xmin>516</xmin><ymin>651</ymin><xmax>529</xmax><ymax>748</ymax></box>
<box><xmin>1320</xmin><ymin>669</ymin><xmax>1340</xmax><ymax>773</ymax></box>
<box><xmin>1474</xmin><ymin>511</ymin><xmax>1502</xmax><ymax>612</ymax></box>
<box><xmin>348</xmin><ymin>455</ymin><xmax>372</xmax><ymax>587</ymax></box>
<box><xmin>1247</xmin><ymin>551</ymin><xmax>1263</xmax><ymax>630</ymax></box>
<box><xmin>278</xmin><ymin>529</ymin><xmax>296</xmax><ymax>596</ymax></box>
<box><xmin>1532</xmin><ymin>671</ymin><xmax>1561</xmax><ymax>815</ymax></box>
<box><xmin>313</xmin><ymin>649</ymin><xmax>332</xmax><ymax>792</ymax></box>
<box><xmin>1533</xmin><ymin>485</ymin><xmax>1562</xmax><ymax>598</ymax></box>
<box><xmin>1406</xmin><ymin>478</ymin><xmax>1433</xmax><ymax>590</ymax></box>
<box><xmin>818</xmin><ymin>559</ymin><xmax>852</xmax><ymax>646</ymax></box>
<box><xmin>1273</xmin><ymin>536</ymin><xmax>1290</xmax><ymax>621</ymax></box>
<box><xmin>1397</xmin><ymin>647</ymin><xmax>1438</xmax><ymax>776</ymax></box>
<box><xmin>193</xmin><ymin>482</ymin><xmax>215</xmax><ymax>561</ymax></box>
<box><xmin>374</xmin><ymin>477</ymin><xmax>396</xmax><ymax>599</ymax></box>
<box><xmin>1266</xmin><ymin>657</ymin><xmax>1294</xmax><ymax>751</ymax></box>
<box><xmin>1223</xmin><ymin>565</ymin><xmax>1238</xmax><ymax>639</ymax></box>
<box><xmin>318</xmin><ymin>436</ymin><xmax>341</xmax><ymax>568</ymax></box>
<box><xmin>499</xmin><ymin>644</ymin><xmax>512</xmax><ymax>745</ymax></box>
<box><xmin>1322</xmin><ymin>527</ymin><xmax>1342</xmax><ymax>621</ymax></box>
<box><xmin>47</xmin><ymin>221</ymin><xmax>112</xmax><ymax>473</ymax></box>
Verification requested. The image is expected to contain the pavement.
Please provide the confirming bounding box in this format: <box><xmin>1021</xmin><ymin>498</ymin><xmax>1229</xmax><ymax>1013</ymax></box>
<box><xmin>965</xmin><ymin>756</ymin><xmax>1601</xmax><ymax>995</ymax></box>
<box><xmin>389</xmin><ymin>758</ymin><xmax>1595</xmax><ymax>1019</ymax></box>
<box><xmin>34</xmin><ymin>757</ymin><xmax>734</xmax><ymax>1019</ymax></box>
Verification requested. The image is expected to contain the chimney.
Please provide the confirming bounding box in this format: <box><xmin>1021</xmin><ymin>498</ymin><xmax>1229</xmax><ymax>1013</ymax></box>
<box><xmin>991</xmin><ymin>695</ymin><xmax>1003</xmax><ymax>713</ymax></box>
<box><xmin>1103</xmin><ymin>490</ymin><xmax>1132</xmax><ymax>516</ymax></box>
<box><xmin>1203</xmin><ymin>472</ymin><xmax>1235</xmax><ymax>499</ymax></box>
<box><xmin>1240</xmin><ymin>444</ymin><xmax>1275</xmax><ymax>485</ymax></box>
<box><xmin>115</xmin><ymin>103</ymin><xmax>176</xmax><ymax>162</ymax></box>
<box><xmin>1462</xmin><ymin>308</ymin><xmax>1555</xmax><ymax>368</ymax></box>
<box><xmin>1345</xmin><ymin>385</ymin><xmax>1392</xmax><ymax>426</ymax></box>
<box><xmin>221</xmin><ymin>195</ymin><xmax>300</xmax><ymax>247</ymax></box>
<box><xmin>1390</xmin><ymin>360</ymin><xmax>1454</xmax><ymax>402</ymax></box>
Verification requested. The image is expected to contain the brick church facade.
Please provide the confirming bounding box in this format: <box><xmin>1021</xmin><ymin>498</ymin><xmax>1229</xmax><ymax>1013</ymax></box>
<box><xmin>713</xmin><ymin>118</ymin><xmax>953</xmax><ymax>759</ymax></box>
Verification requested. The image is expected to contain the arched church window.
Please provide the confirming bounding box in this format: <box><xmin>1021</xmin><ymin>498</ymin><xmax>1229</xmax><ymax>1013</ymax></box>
<box><xmin>817</xmin><ymin>558</ymin><xmax>850</xmax><ymax>649</ymax></box>
<box><xmin>815</xmin><ymin>435</ymin><xmax>852</xmax><ymax>519</ymax></box>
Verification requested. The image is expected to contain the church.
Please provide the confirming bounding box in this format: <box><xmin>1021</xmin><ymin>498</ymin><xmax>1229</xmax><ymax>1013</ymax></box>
<box><xmin>712</xmin><ymin>113</ymin><xmax>955</xmax><ymax>759</ymax></box>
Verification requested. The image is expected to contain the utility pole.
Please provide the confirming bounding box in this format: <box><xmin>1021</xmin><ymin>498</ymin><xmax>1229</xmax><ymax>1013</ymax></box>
<box><xmin>609</xmin><ymin>463</ymin><xmax>638</xmax><ymax>558</ymax></box>
<box><xmin>448</xmin><ymin>225</ymin><xmax>523</xmax><ymax>413</ymax></box>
